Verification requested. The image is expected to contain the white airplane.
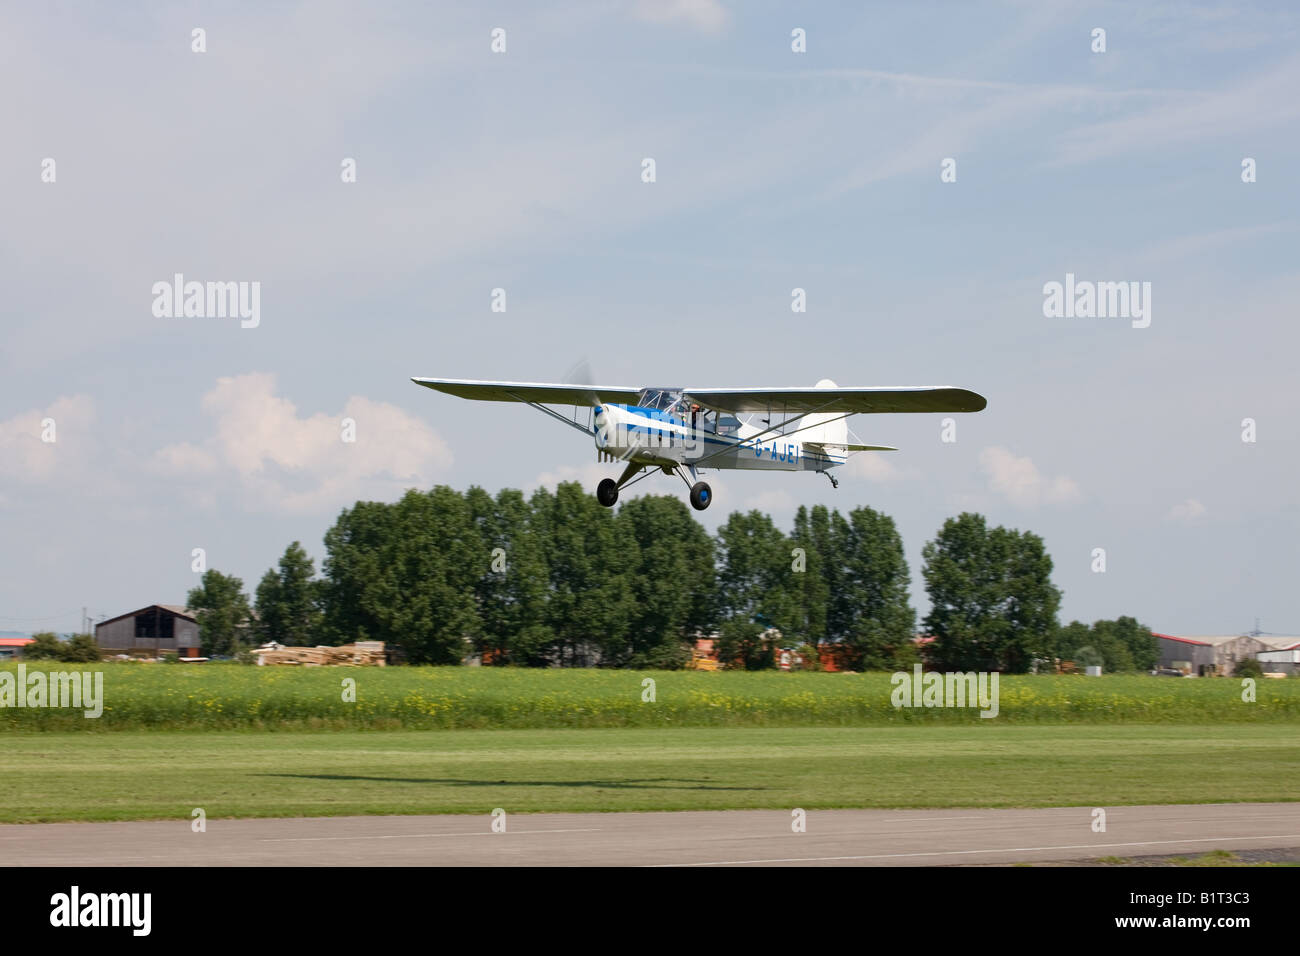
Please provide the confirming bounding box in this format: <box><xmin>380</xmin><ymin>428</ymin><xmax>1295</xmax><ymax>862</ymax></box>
<box><xmin>412</xmin><ymin>377</ymin><xmax>986</xmax><ymax>511</ymax></box>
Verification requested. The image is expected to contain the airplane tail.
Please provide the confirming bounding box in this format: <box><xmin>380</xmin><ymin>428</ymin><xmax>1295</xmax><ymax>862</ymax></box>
<box><xmin>800</xmin><ymin>379</ymin><xmax>849</xmax><ymax>447</ymax></box>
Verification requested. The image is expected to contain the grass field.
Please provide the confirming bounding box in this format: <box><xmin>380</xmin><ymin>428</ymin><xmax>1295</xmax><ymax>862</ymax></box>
<box><xmin>1</xmin><ymin>663</ymin><xmax>1296</xmax><ymax>729</ymax></box>
<box><xmin>3</xmin><ymin>666</ymin><xmax>1294</xmax><ymax>823</ymax></box>
<box><xmin>1</xmin><ymin>724</ymin><xmax>1297</xmax><ymax>823</ymax></box>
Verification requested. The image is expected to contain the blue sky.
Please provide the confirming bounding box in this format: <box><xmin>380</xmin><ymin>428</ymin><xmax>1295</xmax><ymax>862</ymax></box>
<box><xmin>2</xmin><ymin>1</ymin><xmax>1297</xmax><ymax>637</ymax></box>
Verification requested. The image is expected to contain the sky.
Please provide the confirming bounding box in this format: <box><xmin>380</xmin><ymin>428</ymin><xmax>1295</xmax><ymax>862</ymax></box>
<box><xmin>2</xmin><ymin>1</ymin><xmax>1298</xmax><ymax>637</ymax></box>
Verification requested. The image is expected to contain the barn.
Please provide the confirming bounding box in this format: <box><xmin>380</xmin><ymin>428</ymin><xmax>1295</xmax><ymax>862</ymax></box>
<box><xmin>95</xmin><ymin>605</ymin><xmax>202</xmax><ymax>658</ymax></box>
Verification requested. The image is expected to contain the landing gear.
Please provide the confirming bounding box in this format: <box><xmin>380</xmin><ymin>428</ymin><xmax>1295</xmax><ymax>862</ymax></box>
<box><xmin>597</xmin><ymin>462</ymin><xmax>643</xmax><ymax>507</ymax></box>
<box><xmin>599</xmin><ymin>463</ymin><xmax>712</xmax><ymax>511</ymax></box>
<box><xmin>596</xmin><ymin>478</ymin><xmax>619</xmax><ymax>507</ymax></box>
<box><xmin>822</xmin><ymin>471</ymin><xmax>839</xmax><ymax>489</ymax></box>
<box><xmin>689</xmin><ymin>481</ymin><xmax>712</xmax><ymax>511</ymax></box>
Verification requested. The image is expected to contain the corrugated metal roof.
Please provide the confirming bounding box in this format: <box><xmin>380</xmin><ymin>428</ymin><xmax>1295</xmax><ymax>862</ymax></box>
<box><xmin>0</xmin><ymin>637</ymin><xmax>34</xmax><ymax>646</ymax></box>
<box><xmin>1178</xmin><ymin>635</ymin><xmax>1300</xmax><ymax>649</ymax></box>
<box><xmin>1152</xmin><ymin>632</ymin><xmax>1212</xmax><ymax>646</ymax></box>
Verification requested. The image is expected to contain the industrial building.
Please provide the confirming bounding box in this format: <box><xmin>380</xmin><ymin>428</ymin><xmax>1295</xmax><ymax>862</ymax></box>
<box><xmin>1203</xmin><ymin>635</ymin><xmax>1269</xmax><ymax>676</ymax></box>
<box><xmin>1188</xmin><ymin>635</ymin><xmax>1300</xmax><ymax>676</ymax></box>
<box><xmin>95</xmin><ymin>605</ymin><xmax>201</xmax><ymax>658</ymax></box>
<box><xmin>1154</xmin><ymin>632</ymin><xmax>1300</xmax><ymax>676</ymax></box>
<box><xmin>1256</xmin><ymin>639</ymin><xmax>1300</xmax><ymax>676</ymax></box>
<box><xmin>1153</xmin><ymin>633</ymin><xmax>1216</xmax><ymax>675</ymax></box>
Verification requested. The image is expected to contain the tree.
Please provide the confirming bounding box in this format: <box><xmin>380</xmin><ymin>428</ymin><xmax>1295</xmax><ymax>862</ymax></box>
<box><xmin>1105</xmin><ymin>616</ymin><xmax>1158</xmax><ymax>671</ymax></box>
<box><xmin>613</xmin><ymin>494</ymin><xmax>715</xmax><ymax>668</ymax></box>
<box><xmin>1235</xmin><ymin>657</ymin><xmax>1263</xmax><ymax>679</ymax></box>
<box><xmin>715</xmin><ymin>616</ymin><xmax>775</xmax><ymax>670</ymax></box>
<box><xmin>530</xmin><ymin>482</ymin><xmax>638</xmax><ymax>666</ymax></box>
<box><xmin>23</xmin><ymin>632</ymin><xmax>63</xmax><ymax>661</ymax></box>
<box><xmin>1051</xmin><ymin>620</ymin><xmax>1092</xmax><ymax>666</ymax></box>
<box><xmin>1075</xmin><ymin>645</ymin><xmax>1104</xmax><ymax>669</ymax></box>
<box><xmin>319</xmin><ymin>499</ymin><xmax>395</xmax><ymax>646</ymax></box>
<box><xmin>1052</xmin><ymin>617</ymin><xmax>1156</xmax><ymax>672</ymax></box>
<box><xmin>835</xmin><ymin>506</ymin><xmax>915</xmax><ymax>670</ymax></box>
<box><xmin>254</xmin><ymin>541</ymin><xmax>322</xmax><ymax>646</ymax></box>
<box><xmin>715</xmin><ymin>510</ymin><xmax>798</xmax><ymax>637</ymax></box>
<box><xmin>320</xmin><ymin>486</ymin><xmax>486</xmax><ymax>664</ymax></box>
<box><xmin>789</xmin><ymin>506</ymin><xmax>832</xmax><ymax>646</ymax></box>
<box><xmin>466</xmin><ymin>486</ymin><xmax>552</xmax><ymax>665</ymax></box>
<box><xmin>921</xmin><ymin>513</ymin><xmax>1061</xmax><ymax>673</ymax></box>
<box><xmin>1090</xmin><ymin>619</ymin><xmax>1134</xmax><ymax>672</ymax></box>
<box><xmin>187</xmin><ymin>570</ymin><xmax>253</xmax><ymax>657</ymax></box>
<box><xmin>61</xmin><ymin>634</ymin><xmax>101</xmax><ymax>662</ymax></box>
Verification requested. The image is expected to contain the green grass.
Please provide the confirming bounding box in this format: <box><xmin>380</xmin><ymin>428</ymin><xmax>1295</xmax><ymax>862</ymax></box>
<box><xmin>1092</xmin><ymin>850</ymin><xmax>1300</xmax><ymax>867</ymax></box>
<box><xmin>0</xmin><ymin>724</ymin><xmax>1296</xmax><ymax>822</ymax></box>
<box><xmin>4</xmin><ymin>666</ymin><xmax>1294</xmax><ymax>823</ymax></box>
<box><xmin>2</xmin><ymin>663</ymin><xmax>1296</xmax><ymax>730</ymax></box>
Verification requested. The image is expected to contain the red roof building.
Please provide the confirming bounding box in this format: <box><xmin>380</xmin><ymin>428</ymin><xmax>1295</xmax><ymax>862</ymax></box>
<box><xmin>0</xmin><ymin>636</ymin><xmax>35</xmax><ymax>659</ymax></box>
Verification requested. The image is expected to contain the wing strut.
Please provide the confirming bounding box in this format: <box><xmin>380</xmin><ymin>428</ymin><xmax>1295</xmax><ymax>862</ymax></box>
<box><xmin>510</xmin><ymin>394</ymin><xmax>595</xmax><ymax>437</ymax></box>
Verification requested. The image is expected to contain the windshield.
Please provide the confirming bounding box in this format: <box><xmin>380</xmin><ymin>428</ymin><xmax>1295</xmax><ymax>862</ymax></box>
<box><xmin>636</xmin><ymin>388</ymin><xmax>683</xmax><ymax>410</ymax></box>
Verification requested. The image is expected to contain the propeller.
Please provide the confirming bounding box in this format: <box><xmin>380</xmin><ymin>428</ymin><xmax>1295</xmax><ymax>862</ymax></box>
<box><xmin>563</xmin><ymin>356</ymin><xmax>609</xmax><ymax>444</ymax></box>
<box><xmin>564</xmin><ymin>356</ymin><xmax>603</xmax><ymax>408</ymax></box>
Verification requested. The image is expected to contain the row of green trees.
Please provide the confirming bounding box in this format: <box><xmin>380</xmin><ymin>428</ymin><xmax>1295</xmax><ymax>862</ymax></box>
<box><xmin>21</xmin><ymin>633</ymin><xmax>101</xmax><ymax>663</ymax></box>
<box><xmin>1051</xmin><ymin>617</ymin><xmax>1160</xmax><ymax>673</ymax></box>
<box><xmin>186</xmin><ymin>482</ymin><xmax>1155</xmax><ymax>672</ymax></box>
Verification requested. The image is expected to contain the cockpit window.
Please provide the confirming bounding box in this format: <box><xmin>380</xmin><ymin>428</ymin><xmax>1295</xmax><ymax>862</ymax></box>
<box><xmin>636</xmin><ymin>388</ymin><xmax>682</xmax><ymax>410</ymax></box>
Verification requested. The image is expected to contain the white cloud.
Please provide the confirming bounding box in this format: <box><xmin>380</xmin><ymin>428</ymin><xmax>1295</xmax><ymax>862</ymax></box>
<box><xmin>154</xmin><ymin>373</ymin><xmax>450</xmax><ymax>514</ymax></box>
<box><xmin>633</xmin><ymin>0</ymin><xmax>728</xmax><ymax>32</ymax></box>
<box><xmin>152</xmin><ymin>441</ymin><xmax>218</xmax><ymax>476</ymax></box>
<box><xmin>0</xmin><ymin>394</ymin><xmax>96</xmax><ymax>483</ymax></box>
<box><xmin>1167</xmin><ymin>498</ymin><xmax>1207</xmax><ymax>522</ymax></box>
<box><xmin>843</xmin><ymin>451</ymin><xmax>902</xmax><ymax>482</ymax></box>
<box><xmin>979</xmin><ymin>445</ymin><xmax>1081</xmax><ymax>508</ymax></box>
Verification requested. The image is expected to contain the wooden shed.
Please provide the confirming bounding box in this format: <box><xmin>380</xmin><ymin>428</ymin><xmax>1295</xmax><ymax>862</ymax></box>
<box><xmin>95</xmin><ymin>604</ymin><xmax>202</xmax><ymax>658</ymax></box>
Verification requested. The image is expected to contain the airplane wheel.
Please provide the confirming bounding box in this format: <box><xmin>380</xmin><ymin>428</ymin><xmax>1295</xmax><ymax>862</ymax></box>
<box><xmin>596</xmin><ymin>478</ymin><xmax>619</xmax><ymax>507</ymax></box>
<box><xmin>689</xmin><ymin>481</ymin><xmax>712</xmax><ymax>511</ymax></box>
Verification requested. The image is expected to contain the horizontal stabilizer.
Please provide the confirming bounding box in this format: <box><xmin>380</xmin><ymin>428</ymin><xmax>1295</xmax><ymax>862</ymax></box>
<box><xmin>806</xmin><ymin>441</ymin><xmax>898</xmax><ymax>453</ymax></box>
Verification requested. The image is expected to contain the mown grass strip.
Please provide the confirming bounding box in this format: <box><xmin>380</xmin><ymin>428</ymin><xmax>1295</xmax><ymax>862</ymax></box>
<box><xmin>0</xmin><ymin>725</ymin><xmax>1295</xmax><ymax>822</ymax></box>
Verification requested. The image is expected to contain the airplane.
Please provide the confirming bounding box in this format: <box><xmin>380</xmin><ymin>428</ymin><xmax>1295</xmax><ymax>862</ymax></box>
<box><xmin>411</xmin><ymin>377</ymin><xmax>986</xmax><ymax>511</ymax></box>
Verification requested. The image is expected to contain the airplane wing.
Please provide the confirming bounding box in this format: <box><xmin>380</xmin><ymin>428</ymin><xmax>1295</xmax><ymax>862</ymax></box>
<box><xmin>411</xmin><ymin>377</ymin><xmax>643</xmax><ymax>406</ymax></box>
<box><xmin>681</xmin><ymin>386</ymin><xmax>986</xmax><ymax>415</ymax></box>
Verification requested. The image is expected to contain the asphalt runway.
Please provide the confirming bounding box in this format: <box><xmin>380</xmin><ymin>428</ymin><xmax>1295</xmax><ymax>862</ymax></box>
<box><xmin>3</xmin><ymin>803</ymin><xmax>1298</xmax><ymax>866</ymax></box>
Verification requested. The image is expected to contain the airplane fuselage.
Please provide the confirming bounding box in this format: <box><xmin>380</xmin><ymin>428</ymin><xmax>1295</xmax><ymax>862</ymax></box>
<box><xmin>593</xmin><ymin>403</ymin><xmax>846</xmax><ymax>473</ymax></box>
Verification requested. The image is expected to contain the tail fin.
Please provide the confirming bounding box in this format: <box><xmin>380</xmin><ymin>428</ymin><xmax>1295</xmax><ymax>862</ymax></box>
<box><xmin>800</xmin><ymin>379</ymin><xmax>849</xmax><ymax>447</ymax></box>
